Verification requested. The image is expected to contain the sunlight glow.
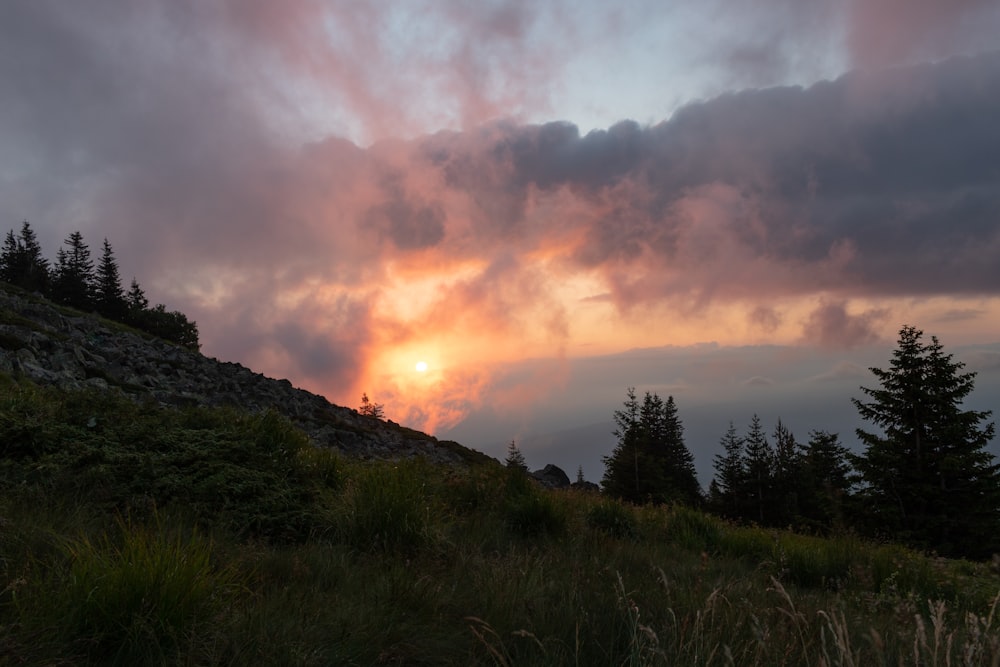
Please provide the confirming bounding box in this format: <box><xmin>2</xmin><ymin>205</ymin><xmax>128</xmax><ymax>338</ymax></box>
<box><xmin>415</xmin><ymin>361</ymin><xmax>428</xmax><ymax>373</ymax></box>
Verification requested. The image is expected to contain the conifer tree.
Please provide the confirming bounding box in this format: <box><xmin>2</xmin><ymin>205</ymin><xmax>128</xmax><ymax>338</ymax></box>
<box><xmin>711</xmin><ymin>421</ymin><xmax>746</xmax><ymax>518</ymax></box>
<box><xmin>95</xmin><ymin>238</ymin><xmax>126</xmax><ymax>319</ymax></box>
<box><xmin>602</xmin><ymin>387</ymin><xmax>642</xmax><ymax>501</ymax></box>
<box><xmin>359</xmin><ymin>393</ymin><xmax>385</xmax><ymax>419</ymax></box>
<box><xmin>658</xmin><ymin>395</ymin><xmax>702</xmax><ymax>505</ymax></box>
<box><xmin>505</xmin><ymin>440</ymin><xmax>528</xmax><ymax>471</ymax></box>
<box><xmin>800</xmin><ymin>430</ymin><xmax>853</xmax><ymax>530</ymax></box>
<box><xmin>51</xmin><ymin>231</ymin><xmax>95</xmax><ymax>310</ymax></box>
<box><xmin>602</xmin><ymin>388</ymin><xmax>700</xmax><ymax>505</ymax></box>
<box><xmin>0</xmin><ymin>221</ymin><xmax>49</xmax><ymax>293</ymax></box>
<box><xmin>0</xmin><ymin>230</ymin><xmax>17</xmax><ymax>283</ymax></box>
<box><xmin>771</xmin><ymin>418</ymin><xmax>802</xmax><ymax>524</ymax></box>
<box><xmin>125</xmin><ymin>277</ymin><xmax>149</xmax><ymax>320</ymax></box>
<box><xmin>743</xmin><ymin>414</ymin><xmax>772</xmax><ymax>524</ymax></box>
<box><xmin>852</xmin><ymin>325</ymin><xmax>1000</xmax><ymax>557</ymax></box>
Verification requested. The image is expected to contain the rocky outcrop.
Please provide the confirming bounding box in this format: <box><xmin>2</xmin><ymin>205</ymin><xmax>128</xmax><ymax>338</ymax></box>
<box><xmin>0</xmin><ymin>286</ymin><xmax>490</xmax><ymax>466</ymax></box>
<box><xmin>531</xmin><ymin>464</ymin><xmax>571</xmax><ymax>489</ymax></box>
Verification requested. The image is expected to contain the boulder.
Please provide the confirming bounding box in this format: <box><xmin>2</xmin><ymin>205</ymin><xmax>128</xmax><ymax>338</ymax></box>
<box><xmin>531</xmin><ymin>464</ymin><xmax>571</xmax><ymax>488</ymax></box>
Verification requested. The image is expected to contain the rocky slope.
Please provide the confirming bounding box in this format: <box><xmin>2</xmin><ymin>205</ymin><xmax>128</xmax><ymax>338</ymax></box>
<box><xmin>0</xmin><ymin>284</ymin><xmax>491</xmax><ymax>466</ymax></box>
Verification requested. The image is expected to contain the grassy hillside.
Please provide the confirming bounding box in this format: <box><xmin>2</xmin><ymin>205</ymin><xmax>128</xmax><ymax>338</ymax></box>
<box><xmin>2</xmin><ymin>376</ymin><xmax>1000</xmax><ymax>665</ymax></box>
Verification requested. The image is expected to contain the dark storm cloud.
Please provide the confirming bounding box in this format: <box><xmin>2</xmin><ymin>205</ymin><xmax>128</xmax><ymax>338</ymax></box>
<box><xmin>424</xmin><ymin>51</ymin><xmax>1000</xmax><ymax>302</ymax></box>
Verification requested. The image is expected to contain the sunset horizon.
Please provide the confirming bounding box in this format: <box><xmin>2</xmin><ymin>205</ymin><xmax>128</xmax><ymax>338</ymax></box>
<box><xmin>3</xmin><ymin>1</ymin><xmax>1000</xmax><ymax>477</ymax></box>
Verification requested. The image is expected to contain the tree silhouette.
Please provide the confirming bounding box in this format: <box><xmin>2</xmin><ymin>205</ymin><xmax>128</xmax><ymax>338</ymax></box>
<box><xmin>711</xmin><ymin>421</ymin><xmax>745</xmax><ymax>519</ymax></box>
<box><xmin>602</xmin><ymin>388</ymin><xmax>701</xmax><ymax>505</ymax></box>
<box><xmin>0</xmin><ymin>221</ymin><xmax>50</xmax><ymax>293</ymax></box>
<box><xmin>505</xmin><ymin>440</ymin><xmax>527</xmax><ymax>471</ymax></box>
<box><xmin>95</xmin><ymin>238</ymin><xmax>127</xmax><ymax>319</ymax></box>
<box><xmin>359</xmin><ymin>393</ymin><xmax>385</xmax><ymax>419</ymax></box>
<box><xmin>852</xmin><ymin>325</ymin><xmax>1000</xmax><ymax>557</ymax></box>
<box><xmin>743</xmin><ymin>414</ymin><xmax>772</xmax><ymax>524</ymax></box>
<box><xmin>51</xmin><ymin>231</ymin><xmax>95</xmax><ymax>310</ymax></box>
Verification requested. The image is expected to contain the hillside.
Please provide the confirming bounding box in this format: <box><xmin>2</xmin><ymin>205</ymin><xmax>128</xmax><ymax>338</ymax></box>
<box><xmin>0</xmin><ymin>282</ymin><xmax>488</xmax><ymax>466</ymax></box>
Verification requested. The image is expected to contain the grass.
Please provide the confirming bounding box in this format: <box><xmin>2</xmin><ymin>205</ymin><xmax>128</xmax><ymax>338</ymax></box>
<box><xmin>2</xmin><ymin>375</ymin><xmax>1000</xmax><ymax>665</ymax></box>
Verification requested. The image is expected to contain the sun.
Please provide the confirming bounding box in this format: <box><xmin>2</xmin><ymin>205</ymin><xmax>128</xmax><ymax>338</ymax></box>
<box><xmin>415</xmin><ymin>361</ymin><xmax>428</xmax><ymax>373</ymax></box>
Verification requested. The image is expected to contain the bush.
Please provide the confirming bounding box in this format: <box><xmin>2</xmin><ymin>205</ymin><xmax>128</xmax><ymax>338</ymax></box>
<box><xmin>501</xmin><ymin>471</ymin><xmax>566</xmax><ymax>537</ymax></box>
<box><xmin>586</xmin><ymin>500</ymin><xmax>638</xmax><ymax>540</ymax></box>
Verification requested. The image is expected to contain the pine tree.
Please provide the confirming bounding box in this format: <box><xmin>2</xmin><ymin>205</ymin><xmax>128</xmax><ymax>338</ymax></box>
<box><xmin>0</xmin><ymin>230</ymin><xmax>17</xmax><ymax>284</ymax></box>
<box><xmin>602</xmin><ymin>387</ymin><xmax>642</xmax><ymax>501</ymax></box>
<box><xmin>505</xmin><ymin>440</ymin><xmax>528</xmax><ymax>471</ymax></box>
<box><xmin>743</xmin><ymin>414</ymin><xmax>773</xmax><ymax>524</ymax></box>
<box><xmin>95</xmin><ymin>238</ymin><xmax>126</xmax><ymax>319</ymax></box>
<box><xmin>711</xmin><ymin>421</ymin><xmax>745</xmax><ymax>518</ymax></box>
<box><xmin>359</xmin><ymin>393</ymin><xmax>385</xmax><ymax>419</ymax></box>
<box><xmin>51</xmin><ymin>231</ymin><xmax>95</xmax><ymax>310</ymax></box>
<box><xmin>852</xmin><ymin>325</ymin><xmax>1000</xmax><ymax>557</ymax></box>
<box><xmin>602</xmin><ymin>389</ymin><xmax>700</xmax><ymax>505</ymax></box>
<box><xmin>125</xmin><ymin>278</ymin><xmax>149</xmax><ymax>320</ymax></box>
<box><xmin>658</xmin><ymin>395</ymin><xmax>702</xmax><ymax>505</ymax></box>
<box><xmin>800</xmin><ymin>430</ymin><xmax>853</xmax><ymax>530</ymax></box>
<box><xmin>771</xmin><ymin>418</ymin><xmax>802</xmax><ymax>525</ymax></box>
<box><xmin>0</xmin><ymin>221</ymin><xmax>49</xmax><ymax>293</ymax></box>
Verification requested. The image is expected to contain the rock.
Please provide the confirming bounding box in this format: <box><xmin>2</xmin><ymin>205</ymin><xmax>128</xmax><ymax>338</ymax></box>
<box><xmin>531</xmin><ymin>464</ymin><xmax>571</xmax><ymax>489</ymax></box>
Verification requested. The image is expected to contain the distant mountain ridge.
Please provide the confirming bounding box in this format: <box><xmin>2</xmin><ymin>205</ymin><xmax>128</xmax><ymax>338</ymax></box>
<box><xmin>0</xmin><ymin>283</ymin><xmax>491</xmax><ymax>466</ymax></box>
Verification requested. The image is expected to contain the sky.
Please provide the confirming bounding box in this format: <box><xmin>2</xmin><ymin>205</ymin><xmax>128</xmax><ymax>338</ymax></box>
<box><xmin>3</xmin><ymin>1</ymin><xmax>1000</xmax><ymax>484</ymax></box>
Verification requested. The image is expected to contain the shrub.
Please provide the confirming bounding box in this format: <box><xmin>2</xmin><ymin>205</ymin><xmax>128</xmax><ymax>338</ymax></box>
<box><xmin>587</xmin><ymin>500</ymin><xmax>638</xmax><ymax>540</ymax></box>
<box><xmin>666</xmin><ymin>506</ymin><xmax>723</xmax><ymax>552</ymax></box>
<box><xmin>501</xmin><ymin>472</ymin><xmax>566</xmax><ymax>538</ymax></box>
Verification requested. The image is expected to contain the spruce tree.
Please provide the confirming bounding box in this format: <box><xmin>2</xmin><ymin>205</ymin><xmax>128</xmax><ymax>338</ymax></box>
<box><xmin>0</xmin><ymin>230</ymin><xmax>17</xmax><ymax>284</ymax></box>
<box><xmin>95</xmin><ymin>238</ymin><xmax>126</xmax><ymax>319</ymax></box>
<box><xmin>852</xmin><ymin>325</ymin><xmax>1000</xmax><ymax>557</ymax></box>
<box><xmin>602</xmin><ymin>389</ymin><xmax>700</xmax><ymax>505</ymax></box>
<box><xmin>505</xmin><ymin>440</ymin><xmax>528</xmax><ymax>471</ymax></box>
<box><xmin>743</xmin><ymin>414</ymin><xmax>772</xmax><ymax>524</ymax></box>
<box><xmin>711</xmin><ymin>421</ymin><xmax>746</xmax><ymax>518</ymax></box>
<box><xmin>771</xmin><ymin>418</ymin><xmax>802</xmax><ymax>525</ymax></box>
<box><xmin>658</xmin><ymin>395</ymin><xmax>702</xmax><ymax>505</ymax></box>
<box><xmin>125</xmin><ymin>278</ymin><xmax>149</xmax><ymax>320</ymax></box>
<box><xmin>51</xmin><ymin>231</ymin><xmax>95</xmax><ymax>310</ymax></box>
<box><xmin>0</xmin><ymin>221</ymin><xmax>49</xmax><ymax>293</ymax></box>
<box><xmin>800</xmin><ymin>430</ymin><xmax>853</xmax><ymax>530</ymax></box>
<box><xmin>602</xmin><ymin>387</ymin><xmax>642</xmax><ymax>501</ymax></box>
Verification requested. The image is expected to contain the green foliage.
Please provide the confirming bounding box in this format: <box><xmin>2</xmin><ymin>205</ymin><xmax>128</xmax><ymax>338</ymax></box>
<box><xmin>4</xmin><ymin>374</ymin><xmax>1000</xmax><ymax>665</ymax></box>
<box><xmin>502</xmin><ymin>468</ymin><xmax>567</xmax><ymax>537</ymax></box>
<box><xmin>128</xmin><ymin>302</ymin><xmax>200</xmax><ymax>351</ymax></box>
<box><xmin>505</xmin><ymin>439</ymin><xmax>528</xmax><ymax>471</ymax></box>
<box><xmin>0</xmin><ymin>381</ymin><xmax>325</xmax><ymax>540</ymax></box>
<box><xmin>853</xmin><ymin>325</ymin><xmax>1000</xmax><ymax>557</ymax></box>
<box><xmin>602</xmin><ymin>388</ymin><xmax>702</xmax><ymax>506</ymax></box>
<box><xmin>16</xmin><ymin>516</ymin><xmax>241</xmax><ymax>665</ymax></box>
<box><xmin>586</xmin><ymin>499</ymin><xmax>638</xmax><ymax>540</ymax></box>
<box><xmin>336</xmin><ymin>459</ymin><xmax>432</xmax><ymax>553</ymax></box>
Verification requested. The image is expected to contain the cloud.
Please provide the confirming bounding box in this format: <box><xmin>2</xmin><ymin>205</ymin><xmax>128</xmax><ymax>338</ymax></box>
<box><xmin>801</xmin><ymin>301</ymin><xmax>888</xmax><ymax>349</ymax></box>
<box><xmin>3</xmin><ymin>2</ymin><xmax>1000</xmax><ymax>433</ymax></box>
<box><xmin>807</xmin><ymin>360</ymin><xmax>870</xmax><ymax>383</ymax></box>
<box><xmin>845</xmin><ymin>0</ymin><xmax>1000</xmax><ymax>70</ymax></box>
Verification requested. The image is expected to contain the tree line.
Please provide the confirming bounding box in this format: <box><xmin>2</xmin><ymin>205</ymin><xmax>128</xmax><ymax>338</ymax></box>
<box><xmin>0</xmin><ymin>221</ymin><xmax>199</xmax><ymax>351</ymax></box>
<box><xmin>601</xmin><ymin>325</ymin><xmax>1000</xmax><ymax>559</ymax></box>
